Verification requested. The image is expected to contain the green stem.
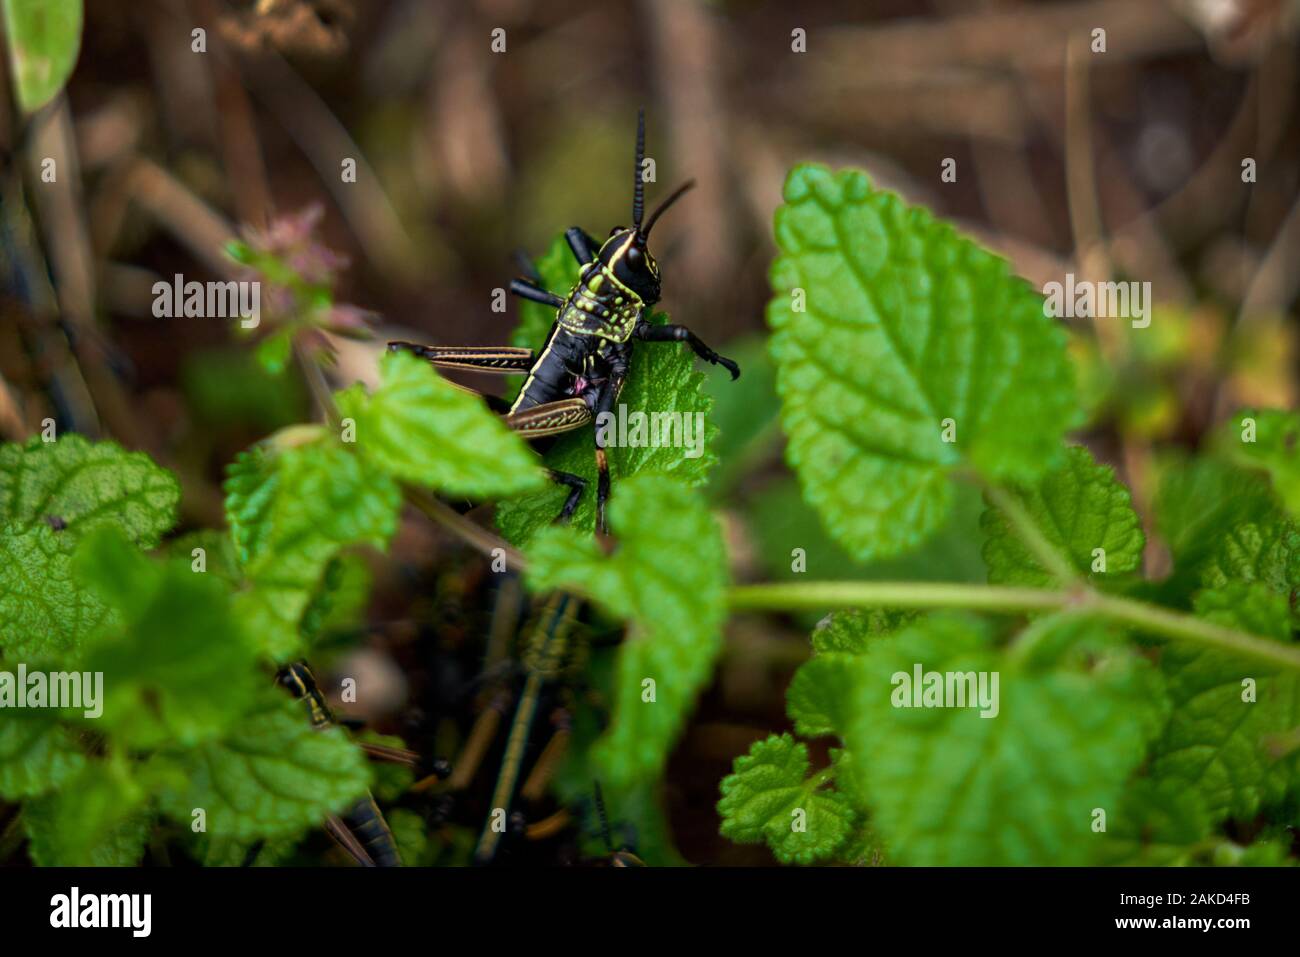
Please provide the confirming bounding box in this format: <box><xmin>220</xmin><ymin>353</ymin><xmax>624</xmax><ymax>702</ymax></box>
<box><xmin>728</xmin><ymin>581</ymin><xmax>1067</xmax><ymax>615</ymax></box>
<box><xmin>727</xmin><ymin>580</ymin><xmax>1300</xmax><ymax>672</ymax></box>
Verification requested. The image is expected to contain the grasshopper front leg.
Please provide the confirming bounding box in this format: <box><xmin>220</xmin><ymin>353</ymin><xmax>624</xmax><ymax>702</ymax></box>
<box><xmin>633</xmin><ymin>321</ymin><xmax>740</xmax><ymax>379</ymax></box>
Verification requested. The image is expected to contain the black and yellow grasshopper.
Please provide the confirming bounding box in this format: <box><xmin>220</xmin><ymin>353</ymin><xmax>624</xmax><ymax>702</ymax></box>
<box><xmin>277</xmin><ymin>660</ymin><xmax>424</xmax><ymax>867</ymax></box>
<box><xmin>389</xmin><ymin>110</ymin><xmax>740</xmax><ymax>533</ymax></box>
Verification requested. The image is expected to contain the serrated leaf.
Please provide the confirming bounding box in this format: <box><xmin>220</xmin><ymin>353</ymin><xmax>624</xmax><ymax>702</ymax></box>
<box><xmin>1219</xmin><ymin>409</ymin><xmax>1300</xmax><ymax>519</ymax></box>
<box><xmin>0</xmin><ymin>523</ymin><xmax>110</xmax><ymax>658</ymax></box>
<box><xmin>0</xmin><ymin>710</ymin><xmax>85</xmax><ymax>800</ymax></box>
<box><xmin>717</xmin><ymin>733</ymin><xmax>857</xmax><ymax>864</ymax></box>
<box><xmin>1150</xmin><ymin>583</ymin><xmax>1300</xmax><ymax>822</ymax></box>
<box><xmin>337</xmin><ymin>349</ymin><xmax>544</xmax><ymax>498</ymax></box>
<box><xmin>981</xmin><ymin>445</ymin><xmax>1144</xmax><ymax>587</ymax></box>
<box><xmin>155</xmin><ymin>691</ymin><xmax>371</xmax><ymax>841</ymax></box>
<box><xmin>0</xmin><ymin>434</ymin><xmax>178</xmax><ymax>544</ymax></box>
<box><xmin>0</xmin><ymin>436</ymin><xmax>179</xmax><ymax>658</ymax></box>
<box><xmin>497</xmin><ymin>312</ymin><xmax>718</xmax><ymax>544</ymax></box>
<box><xmin>786</xmin><ymin>654</ymin><xmax>859</xmax><ymax>738</ymax></box>
<box><xmin>524</xmin><ymin>474</ymin><xmax>726</xmax><ymax>787</ymax></box>
<box><xmin>1200</xmin><ymin>520</ymin><xmax>1300</xmax><ymax>597</ymax></box>
<box><xmin>811</xmin><ymin>608</ymin><xmax>916</xmax><ymax>655</ymax></box>
<box><xmin>827</xmin><ymin>748</ymin><xmax>886</xmax><ymax>864</ymax></box>
<box><xmin>767</xmin><ymin>164</ymin><xmax>1079</xmax><ymax>561</ymax></box>
<box><xmin>74</xmin><ymin>528</ymin><xmax>259</xmax><ymax>748</ymax></box>
<box><xmin>223</xmin><ymin>439</ymin><xmax>399</xmax><ymax>658</ymax></box>
<box><xmin>23</xmin><ymin>763</ymin><xmax>148</xmax><ymax>866</ymax></box>
<box><xmin>1</xmin><ymin>0</ymin><xmax>82</xmax><ymax>114</ymax></box>
<box><xmin>842</xmin><ymin>614</ymin><xmax>1164</xmax><ymax>865</ymax></box>
<box><xmin>1154</xmin><ymin>456</ymin><xmax>1279</xmax><ymax>584</ymax></box>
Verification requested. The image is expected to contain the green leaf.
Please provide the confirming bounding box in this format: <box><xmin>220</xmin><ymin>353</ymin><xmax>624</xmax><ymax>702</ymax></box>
<box><xmin>1215</xmin><ymin>835</ymin><xmax>1297</xmax><ymax>867</ymax></box>
<box><xmin>1200</xmin><ymin>520</ymin><xmax>1300</xmax><ymax>597</ymax></box>
<box><xmin>0</xmin><ymin>434</ymin><xmax>179</xmax><ymax>544</ymax></box>
<box><xmin>811</xmin><ymin>608</ymin><xmax>915</xmax><ymax>655</ymax></box>
<box><xmin>299</xmin><ymin>552</ymin><xmax>373</xmax><ymax>645</ymax></box>
<box><xmin>387</xmin><ymin>808</ymin><xmax>434</xmax><ymax>867</ymax></box>
<box><xmin>1154</xmin><ymin>456</ymin><xmax>1279</xmax><ymax>584</ymax></box>
<box><xmin>525</xmin><ymin>474</ymin><xmax>727</xmax><ymax>786</ymax></box>
<box><xmin>497</xmin><ymin>313</ymin><xmax>718</xmax><ymax>544</ymax></box>
<box><xmin>164</xmin><ymin>529</ymin><xmax>242</xmax><ymax>584</ymax></box>
<box><xmin>749</xmin><ymin>477</ymin><xmax>988</xmax><ymax>588</ymax></box>
<box><xmin>337</xmin><ymin>349</ymin><xmax>544</xmax><ymax>498</ymax></box>
<box><xmin>767</xmin><ymin>164</ymin><xmax>1079</xmax><ymax>561</ymax></box>
<box><xmin>980</xmin><ymin>445</ymin><xmax>1144</xmax><ymax>587</ymax></box>
<box><xmin>716</xmin><ymin>733</ymin><xmax>857</xmax><ymax>864</ymax></box>
<box><xmin>74</xmin><ymin>528</ymin><xmax>260</xmax><ymax>748</ymax></box>
<box><xmin>1</xmin><ymin>0</ymin><xmax>82</xmax><ymax>114</ymax></box>
<box><xmin>790</xmin><ymin>611</ymin><xmax>916</xmax><ymax>745</ymax></box>
<box><xmin>842</xmin><ymin>613</ymin><xmax>1164</xmax><ymax>865</ymax></box>
<box><xmin>1150</xmin><ymin>583</ymin><xmax>1300</xmax><ymax>822</ymax></box>
<box><xmin>1219</xmin><ymin>409</ymin><xmax>1300</xmax><ymax>519</ymax></box>
<box><xmin>0</xmin><ymin>436</ymin><xmax>179</xmax><ymax>658</ymax></box>
<box><xmin>154</xmin><ymin>690</ymin><xmax>371</xmax><ymax>841</ymax></box>
<box><xmin>1097</xmin><ymin>778</ymin><xmax>1213</xmax><ymax>866</ymax></box>
<box><xmin>23</xmin><ymin>762</ymin><xmax>148</xmax><ymax>866</ymax></box>
<box><xmin>0</xmin><ymin>523</ymin><xmax>110</xmax><ymax>658</ymax></box>
<box><xmin>0</xmin><ymin>710</ymin><xmax>85</xmax><ymax>800</ymax></box>
<box><xmin>223</xmin><ymin>438</ymin><xmax>399</xmax><ymax>659</ymax></box>
<box><xmin>255</xmin><ymin>328</ymin><xmax>295</xmax><ymax>375</ymax></box>
<box><xmin>786</xmin><ymin>654</ymin><xmax>859</xmax><ymax>738</ymax></box>
<box><xmin>196</xmin><ymin>835</ymin><xmax>299</xmax><ymax>868</ymax></box>
<box><xmin>703</xmin><ymin>335</ymin><xmax>781</xmax><ymax>493</ymax></box>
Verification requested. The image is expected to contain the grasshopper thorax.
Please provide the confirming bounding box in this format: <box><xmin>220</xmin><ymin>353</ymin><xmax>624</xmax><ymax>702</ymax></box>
<box><xmin>598</xmin><ymin>227</ymin><xmax>661</xmax><ymax>305</ymax></box>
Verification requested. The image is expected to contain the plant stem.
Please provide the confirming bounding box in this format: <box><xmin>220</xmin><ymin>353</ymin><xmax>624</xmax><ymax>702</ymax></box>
<box><xmin>728</xmin><ymin>581</ymin><xmax>1067</xmax><ymax>615</ymax></box>
<box><xmin>727</xmin><ymin>580</ymin><xmax>1300</xmax><ymax>671</ymax></box>
<box><xmin>1087</xmin><ymin>592</ymin><xmax>1300</xmax><ymax>670</ymax></box>
<box><xmin>404</xmin><ymin>485</ymin><xmax>526</xmax><ymax>571</ymax></box>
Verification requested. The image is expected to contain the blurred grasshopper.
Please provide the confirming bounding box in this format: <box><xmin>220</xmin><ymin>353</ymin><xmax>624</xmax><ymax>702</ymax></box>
<box><xmin>277</xmin><ymin>660</ymin><xmax>421</xmax><ymax>867</ymax></box>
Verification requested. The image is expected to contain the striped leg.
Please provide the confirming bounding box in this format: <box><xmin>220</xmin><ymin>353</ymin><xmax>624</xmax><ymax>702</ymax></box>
<box><xmin>504</xmin><ymin>396</ymin><xmax>593</xmax><ymax>437</ymax></box>
<box><xmin>387</xmin><ymin>341</ymin><xmax>536</xmax><ymax>374</ymax></box>
<box><xmin>505</xmin><ymin>398</ymin><xmax>595</xmax><ymax>524</ymax></box>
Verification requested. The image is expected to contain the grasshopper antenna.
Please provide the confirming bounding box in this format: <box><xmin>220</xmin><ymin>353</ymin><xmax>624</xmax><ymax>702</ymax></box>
<box><xmin>632</xmin><ymin>108</ymin><xmax>646</xmax><ymax>231</ymax></box>
<box><xmin>641</xmin><ymin>179</ymin><xmax>696</xmax><ymax>239</ymax></box>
